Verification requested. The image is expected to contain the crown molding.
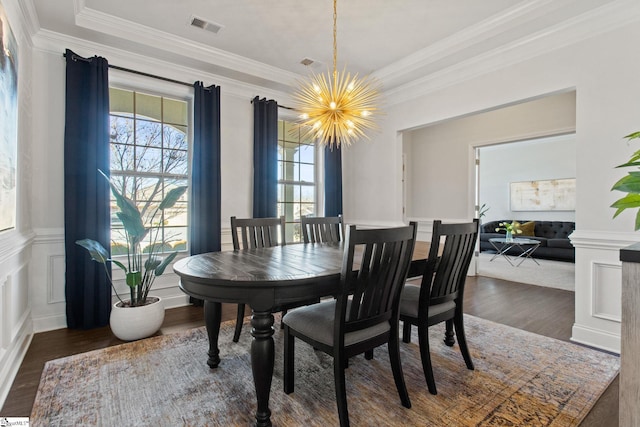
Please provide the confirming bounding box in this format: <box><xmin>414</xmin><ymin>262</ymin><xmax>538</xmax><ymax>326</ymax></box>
<box><xmin>32</xmin><ymin>29</ymin><xmax>291</xmax><ymax>102</ymax></box>
<box><xmin>384</xmin><ymin>0</ymin><xmax>640</xmax><ymax>106</ymax></box>
<box><xmin>72</xmin><ymin>2</ymin><xmax>300</xmax><ymax>89</ymax></box>
<box><xmin>374</xmin><ymin>0</ymin><xmax>557</xmax><ymax>87</ymax></box>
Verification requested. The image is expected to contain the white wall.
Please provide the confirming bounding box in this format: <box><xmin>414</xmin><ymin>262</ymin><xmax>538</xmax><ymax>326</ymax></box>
<box><xmin>343</xmin><ymin>16</ymin><xmax>640</xmax><ymax>353</ymax></box>
<box><xmin>0</xmin><ymin>0</ymin><xmax>35</xmax><ymax>409</ymax></box>
<box><xmin>479</xmin><ymin>135</ymin><xmax>577</xmax><ymax>223</ymax></box>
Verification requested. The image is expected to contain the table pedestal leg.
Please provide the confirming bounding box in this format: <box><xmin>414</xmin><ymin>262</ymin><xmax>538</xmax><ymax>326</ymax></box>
<box><xmin>204</xmin><ymin>301</ymin><xmax>221</xmax><ymax>368</ymax></box>
<box><xmin>251</xmin><ymin>310</ymin><xmax>275</xmax><ymax>427</ymax></box>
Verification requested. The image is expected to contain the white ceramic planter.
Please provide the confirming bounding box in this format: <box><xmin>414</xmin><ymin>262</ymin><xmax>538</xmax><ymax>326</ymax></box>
<box><xmin>109</xmin><ymin>296</ymin><xmax>165</xmax><ymax>341</ymax></box>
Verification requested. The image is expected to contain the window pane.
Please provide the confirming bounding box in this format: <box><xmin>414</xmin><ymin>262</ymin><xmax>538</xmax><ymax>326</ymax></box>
<box><xmin>300</xmin><ymin>164</ymin><xmax>314</xmax><ymax>183</ymax></box>
<box><xmin>164</xmin><ymin>125</ymin><xmax>188</xmax><ymax>151</ymax></box>
<box><xmin>282</xmin><ymin>141</ymin><xmax>298</xmax><ymax>162</ymax></box>
<box><xmin>110</xmin><ymin>88</ymin><xmax>133</xmax><ymax>115</ymax></box>
<box><xmin>163</xmin><ymin>97</ymin><xmax>187</xmax><ymax>126</ymax></box>
<box><xmin>283</xmin><ymin>184</ymin><xmax>300</xmax><ymax>203</ymax></box>
<box><xmin>281</xmin><ymin>161</ymin><xmax>297</xmax><ymax>181</ymax></box>
<box><xmin>137</xmin><ymin>147</ymin><xmax>163</xmax><ymax>173</ymax></box>
<box><xmin>301</xmin><ymin>185</ymin><xmax>314</xmax><ymax>203</ymax></box>
<box><xmin>135</xmin><ymin>92</ymin><xmax>161</xmax><ymax>122</ymax></box>
<box><xmin>110</xmin><ymin>143</ymin><xmax>135</xmax><ymax>172</ymax></box>
<box><xmin>110</xmin><ymin>116</ymin><xmax>134</xmax><ymax>145</ymax></box>
<box><xmin>283</xmin><ymin>121</ymin><xmax>299</xmax><ymax>142</ymax></box>
<box><xmin>300</xmin><ymin>203</ymin><xmax>315</xmax><ymax>218</ymax></box>
<box><xmin>137</xmin><ymin>120</ymin><xmax>162</xmax><ymax>148</ymax></box>
<box><xmin>298</xmin><ymin>143</ymin><xmax>314</xmax><ymax>164</ymax></box>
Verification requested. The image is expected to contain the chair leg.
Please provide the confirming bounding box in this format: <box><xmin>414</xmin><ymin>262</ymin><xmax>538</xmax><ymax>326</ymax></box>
<box><xmin>334</xmin><ymin>355</ymin><xmax>350</xmax><ymax>427</ymax></box>
<box><xmin>388</xmin><ymin>333</ymin><xmax>412</xmax><ymax>408</ymax></box>
<box><xmin>402</xmin><ymin>321</ymin><xmax>412</xmax><ymax>343</ymax></box>
<box><xmin>444</xmin><ymin>319</ymin><xmax>455</xmax><ymax>347</ymax></box>
<box><xmin>454</xmin><ymin>312</ymin><xmax>474</xmax><ymax>370</ymax></box>
<box><xmin>280</xmin><ymin>309</ymin><xmax>287</xmax><ymax>329</ymax></box>
<box><xmin>364</xmin><ymin>349</ymin><xmax>374</xmax><ymax>360</ymax></box>
<box><xmin>417</xmin><ymin>324</ymin><xmax>437</xmax><ymax>395</ymax></box>
<box><xmin>233</xmin><ymin>304</ymin><xmax>245</xmax><ymax>342</ymax></box>
<box><xmin>283</xmin><ymin>326</ymin><xmax>295</xmax><ymax>394</ymax></box>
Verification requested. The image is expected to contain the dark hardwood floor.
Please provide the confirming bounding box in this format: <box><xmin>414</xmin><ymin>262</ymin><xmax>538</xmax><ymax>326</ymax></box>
<box><xmin>0</xmin><ymin>276</ymin><xmax>617</xmax><ymax>426</ymax></box>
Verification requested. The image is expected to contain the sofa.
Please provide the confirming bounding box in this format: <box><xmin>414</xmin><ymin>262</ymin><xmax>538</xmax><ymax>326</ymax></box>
<box><xmin>479</xmin><ymin>220</ymin><xmax>575</xmax><ymax>262</ymax></box>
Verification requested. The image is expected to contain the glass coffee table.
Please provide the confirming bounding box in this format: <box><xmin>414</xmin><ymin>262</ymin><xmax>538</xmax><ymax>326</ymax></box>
<box><xmin>489</xmin><ymin>237</ymin><xmax>541</xmax><ymax>267</ymax></box>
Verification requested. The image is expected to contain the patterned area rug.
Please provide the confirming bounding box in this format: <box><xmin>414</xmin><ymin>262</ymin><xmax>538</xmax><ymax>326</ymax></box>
<box><xmin>31</xmin><ymin>315</ymin><xmax>618</xmax><ymax>426</ymax></box>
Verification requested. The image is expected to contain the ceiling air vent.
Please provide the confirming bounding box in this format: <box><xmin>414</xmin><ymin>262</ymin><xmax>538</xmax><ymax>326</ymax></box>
<box><xmin>300</xmin><ymin>58</ymin><xmax>315</xmax><ymax>66</ymax></box>
<box><xmin>190</xmin><ymin>16</ymin><xmax>224</xmax><ymax>34</ymax></box>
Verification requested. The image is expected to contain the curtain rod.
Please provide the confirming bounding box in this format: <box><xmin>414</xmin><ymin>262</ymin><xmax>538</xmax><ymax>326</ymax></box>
<box><xmin>65</xmin><ymin>52</ymin><xmax>293</xmax><ymax>105</ymax></box>
<box><xmin>64</xmin><ymin>52</ymin><xmax>200</xmax><ymax>88</ymax></box>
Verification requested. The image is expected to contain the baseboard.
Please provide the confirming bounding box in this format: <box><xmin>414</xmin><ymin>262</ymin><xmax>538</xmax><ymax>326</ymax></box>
<box><xmin>571</xmin><ymin>323</ymin><xmax>620</xmax><ymax>355</ymax></box>
<box><xmin>0</xmin><ymin>313</ymin><xmax>34</xmax><ymax>411</ymax></box>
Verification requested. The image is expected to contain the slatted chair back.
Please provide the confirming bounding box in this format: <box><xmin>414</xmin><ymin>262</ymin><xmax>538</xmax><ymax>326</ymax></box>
<box><xmin>231</xmin><ymin>216</ymin><xmax>286</xmax><ymax>250</ymax></box>
<box><xmin>301</xmin><ymin>215</ymin><xmax>343</xmax><ymax>244</ymax></box>
<box><xmin>338</xmin><ymin>223</ymin><xmax>417</xmax><ymax>340</ymax></box>
<box><xmin>421</xmin><ymin>219</ymin><xmax>479</xmax><ymax>308</ymax></box>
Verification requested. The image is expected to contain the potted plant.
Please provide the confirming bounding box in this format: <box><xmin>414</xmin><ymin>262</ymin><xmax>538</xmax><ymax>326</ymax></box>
<box><xmin>76</xmin><ymin>170</ymin><xmax>187</xmax><ymax>341</ymax></box>
<box><xmin>611</xmin><ymin>131</ymin><xmax>640</xmax><ymax>230</ymax></box>
<box><xmin>495</xmin><ymin>221</ymin><xmax>522</xmax><ymax>242</ymax></box>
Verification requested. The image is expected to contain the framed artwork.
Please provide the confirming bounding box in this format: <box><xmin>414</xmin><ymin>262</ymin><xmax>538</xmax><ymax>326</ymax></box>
<box><xmin>0</xmin><ymin>0</ymin><xmax>18</xmax><ymax>232</ymax></box>
<box><xmin>510</xmin><ymin>178</ymin><xmax>576</xmax><ymax>211</ymax></box>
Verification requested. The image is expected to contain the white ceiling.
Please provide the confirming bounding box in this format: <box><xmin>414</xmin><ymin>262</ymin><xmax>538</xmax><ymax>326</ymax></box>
<box><xmin>28</xmin><ymin>0</ymin><xmax>624</xmax><ymax>93</ymax></box>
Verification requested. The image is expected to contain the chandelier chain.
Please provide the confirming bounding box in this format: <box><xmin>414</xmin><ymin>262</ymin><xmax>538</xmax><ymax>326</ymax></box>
<box><xmin>333</xmin><ymin>0</ymin><xmax>337</xmax><ymax>83</ymax></box>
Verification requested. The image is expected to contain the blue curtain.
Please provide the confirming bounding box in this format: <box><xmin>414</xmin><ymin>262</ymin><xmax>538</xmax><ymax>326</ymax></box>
<box><xmin>63</xmin><ymin>49</ymin><xmax>111</xmax><ymax>329</ymax></box>
<box><xmin>324</xmin><ymin>145</ymin><xmax>343</xmax><ymax>217</ymax></box>
<box><xmin>252</xmin><ymin>96</ymin><xmax>278</xmax><ymax>218</ymax></box>
<box><xmin>190</xmin><ymin>82</ymin><xmax>221</xmax><ymax>255</ymax></box>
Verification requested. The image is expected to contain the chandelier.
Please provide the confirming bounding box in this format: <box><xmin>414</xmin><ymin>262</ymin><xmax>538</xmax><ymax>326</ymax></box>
<box><xmin>294</xmin><ymin>0</ymin><xmax>380</xmax><ymax>149</ymax></box>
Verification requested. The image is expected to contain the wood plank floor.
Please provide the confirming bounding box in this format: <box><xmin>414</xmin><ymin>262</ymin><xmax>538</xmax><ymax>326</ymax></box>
<box><xmin>0</xmin><ymin>276</ymin><xmax>618</xmax><ymax>426</ymax></box>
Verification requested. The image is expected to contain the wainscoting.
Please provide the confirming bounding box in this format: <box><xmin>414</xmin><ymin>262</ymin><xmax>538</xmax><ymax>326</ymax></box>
<box><xmin>0</xmin><ymin>229</ymin><xmax>35</xmax><ymax>409</ymax></box>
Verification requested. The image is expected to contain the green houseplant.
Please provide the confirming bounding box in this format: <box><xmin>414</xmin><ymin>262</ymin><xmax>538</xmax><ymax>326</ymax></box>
<box><xmin>76</xmin><ymin>171</ymin><xmax>187</xmax><ymax>340</ymax></box>
<box><xmin>76</xmin><ymin>170</ymin><xmax>187</xmax><ymax>307</ymax></box>
<box><xmin>611</xmin><ymin>131</ymin><xmax>640</xmax><ymax>230</ymax></box>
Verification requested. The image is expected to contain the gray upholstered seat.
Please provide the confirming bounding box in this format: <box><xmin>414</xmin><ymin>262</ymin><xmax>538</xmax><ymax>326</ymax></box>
<box><xmin>283</xmin><ymin>300</ymin><xmax>390</xmax><ymax>347</ymax></box>
<box><xmin>399</xmin><ymin>284</ymin><xmax>456</xmax><ymax>319</ymax></box>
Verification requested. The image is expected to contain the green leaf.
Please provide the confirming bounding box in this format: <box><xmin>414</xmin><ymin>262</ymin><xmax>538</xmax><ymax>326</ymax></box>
<box><xmin>611</xmin><ymin>194</ymin><xmax>640</xmax><ymax>218</ymax></box>
<box><xmin>126</xmin><ymin>271</ymin><xmax>142</xmax><ymax>288</ymax></box>
<box><xmin>158</xmin><ymin>186</ymin><xmax>188</xmax><ymax>210</ymax></box>
<box><xmin>110</xmin><ymin>259</ymin><xmax>128</xmax><ymax>273</ymax></box>
<box><xmin>75</xmin><ymin>239</ymin><xmax>109</xmax><ymax>264</ymax></box>
<box><xmin>611</xmin><ymin>174</ymin><xmax>640</xmax><ymax>193</ymax></box>
<box><xmin>116</xmin><ymin>211</ymin><xmax>148</xmax><ymax>243</ymax></box>
<box><xmin>635</xmin><ymin>210</ymin><xmax>640</xmax><ymax>231</ymax></box>
<box><xmin>624</xmin><ymin>131</ymin><xmax>640</xmax><ymax>140</ymax></box>
<box><xmin>144</xmin><ymin>256</ymin><xmax>162</xmax><ymax>271</ymax></box>
<box><xmin>616</xmin><ymin>161</ymin><xmax>640</xmax><ymax>169</ymax></box>
<box><xmin>155</xmin><ymin>251</ymin><xmax>178</xmax><ymax>276</ymax></box>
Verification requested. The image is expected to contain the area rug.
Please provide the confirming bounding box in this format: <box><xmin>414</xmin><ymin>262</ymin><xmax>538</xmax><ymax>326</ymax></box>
<box><xmin>31</xmin><ymin>315</ymin><xmax>618</xmax><ymax>426</ymax></box>
<box><xmin>477</xmin><ymin>252</ymin><xmax>575</xmax><ymax>291</ymax></box>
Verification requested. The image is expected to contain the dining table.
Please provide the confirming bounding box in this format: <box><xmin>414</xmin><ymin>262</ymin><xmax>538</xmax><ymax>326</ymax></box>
<box><xmin>173</xmin><ymin>240</ymin><xmax>428</xmax><ymax>427</ymax></box>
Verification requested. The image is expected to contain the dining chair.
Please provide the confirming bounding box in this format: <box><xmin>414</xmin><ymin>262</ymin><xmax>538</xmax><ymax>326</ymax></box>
<box><xmin>230</xmin><ymin>215</ymin><xmax>286</xmax><ymax>342</ymax></box>
<box><xmin>399</xmin><ymin>219</ymin><xmax>479</xmax><ymax>395</ymax></box>
<box><xmin>283</xmin><ymin>222</ymin><xmax>417</xmax><ymax>427</ymax></box>
<box><xmin>301</xmin><ymin>215</ymin><xmax>344</xmax><ymax>243</ymax></box>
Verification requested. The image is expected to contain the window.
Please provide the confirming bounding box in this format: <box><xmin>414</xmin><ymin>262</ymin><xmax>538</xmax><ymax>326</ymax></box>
<box><xmin>277</xmin><ymin>120</ymin><xmax>317</xmax><ymax>242</ymax></box>
<box><xmin>108</xmin><ymin>88</ymin><xmax>189</xmax><ymax>254</ymax></box>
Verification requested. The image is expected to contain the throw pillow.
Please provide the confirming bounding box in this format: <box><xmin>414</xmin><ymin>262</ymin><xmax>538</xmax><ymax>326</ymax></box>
<box><xmin>519</xmin><ymin>221</ymin><xmax>536</xmax><ymax>236</ymax></box>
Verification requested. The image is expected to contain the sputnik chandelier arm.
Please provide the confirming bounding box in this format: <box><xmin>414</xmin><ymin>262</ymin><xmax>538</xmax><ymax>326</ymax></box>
<box><xmin>294</xmin><ymin>0</ymin><xmax>381</xmax><ymax>149</ymax></box>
